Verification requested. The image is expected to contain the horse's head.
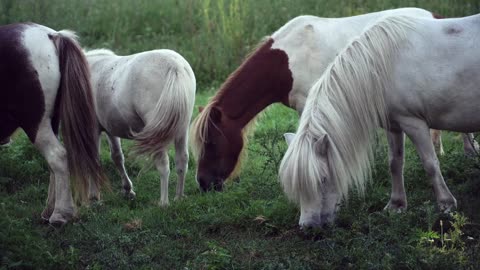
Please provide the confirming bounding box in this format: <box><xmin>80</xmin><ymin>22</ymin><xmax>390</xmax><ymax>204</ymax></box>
<box><xmin>191</xmin><ymin>105</ymin><xmax>244</xmax><ymax>192</ymax></box>
<box><xmin>280</xmin><ymin>132</ymin><xmax>341</xmax><ymax>228</ymax></box>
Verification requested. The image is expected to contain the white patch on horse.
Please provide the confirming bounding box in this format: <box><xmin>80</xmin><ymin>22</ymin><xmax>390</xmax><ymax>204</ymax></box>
<box><xmin>22</xmin><ymin>25</ymin><xmax>60</xmax><ymax>119</ymax></box>
<box><xmin>86</xmin><ymin>48</ymin><xmax>196</xmax><ymax>205</ymax></box>
<box><xmin>270</xmin><ymin>8</ymin><xmax>433</xmax><ymax>113</ymax></box>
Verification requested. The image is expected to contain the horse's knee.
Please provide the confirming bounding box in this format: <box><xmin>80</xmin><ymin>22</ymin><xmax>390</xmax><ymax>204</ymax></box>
<box><xmin>47</xmin><ymin>146</ymin><xmax>68</xmax><ymax>174</ymax></box>
<box><xmin>423</xmin><ymin>158</ymin><xmax>440</xmax><ymax>177</ymax></box>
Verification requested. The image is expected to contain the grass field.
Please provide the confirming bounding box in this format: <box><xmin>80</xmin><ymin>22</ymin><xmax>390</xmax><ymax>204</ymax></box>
<box><xmin>2</xmin><ymin>0</ymin><xmax>480</xmax><ymax>269</ymax></box>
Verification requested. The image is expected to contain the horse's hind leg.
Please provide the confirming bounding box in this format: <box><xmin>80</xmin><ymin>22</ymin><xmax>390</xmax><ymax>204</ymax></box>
<box><xmin>174</xmin><ymin>133</ymin><xmax>188</xmax><ymax>200</ymax></box>
<box><xmin>34</xmin><ymin>121</ymin><xmax>75</xmax><ymax>225</ymax></box>
<box><xmin>154</xmin><ymin>149</ymin><xmax>170</xmax><ymax>207</ymax></box>
<box><xmin>430</xmin><ymin>129</ymin><xmax>444</xmax><ymax>156</ymax></box>
<box><xmin>384</xmin><ymin>130</ymin><xmax>407</xmax><ymax>212</ymax></box>
<box><xmin>106</xmin><ymin>134</ymin><xmax>135</xmax><ymax>199</ymax></box>
<box><xmin>462</xmin><ymin>133</ymin><xmax>478</xmax><ymax>156</ymax></box>
<box><xmin>403</xmin><ymin>120</ymin><xmax>456</xmax><ymax>212</ymax></box>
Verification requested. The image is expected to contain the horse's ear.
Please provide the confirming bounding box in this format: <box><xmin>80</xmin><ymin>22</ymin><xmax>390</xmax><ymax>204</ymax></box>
<box><xmin>315</xmin><ymin>134</ymin><xmax>329</xmax><ymax>156</ymax></box>
<box><xmin>210</xmin><ymin>106</ymin><xmax>222</xmax><ymax>123</ymax></box>
<box><xmin>283</xmin><ymin>133</ymin><xmax>296</xmax><ymax>146</ymax></box>
<box><xmin>198</xmin><ymin>106</ymin><xmax>205</xmax><ymax>113</ymax></box>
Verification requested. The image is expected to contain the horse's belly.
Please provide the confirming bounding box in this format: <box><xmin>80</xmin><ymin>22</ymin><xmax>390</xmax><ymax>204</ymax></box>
<box><xmin>428</xmin><ymin>112</ymin><xmax>480</xmax><ymax>133</ymax></box>
<box><xmin>99</xmin><ymin>109</ymin><xmax>144</xmax><ymax>139</ymax></box>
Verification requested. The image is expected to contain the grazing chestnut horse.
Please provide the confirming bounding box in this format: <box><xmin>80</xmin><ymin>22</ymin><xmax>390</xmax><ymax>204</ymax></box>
<box><xmin>85</xmin><ymin>49</ymin><xmax>196</xmax><ymax>206</ymax></box>
<box><xmin>280</xmin><ymin>14</ymin><xmax>480</xmax><ymax>227</ymax></box>
<box><xmin>0</xmin><ymin>23</ymin><xmax>106</xmax><ymax>225</ymax></box>
<box><xmin>191</xmin><ymin>8</ymin><xmax>443</xmax><ymax>192</ymax></box>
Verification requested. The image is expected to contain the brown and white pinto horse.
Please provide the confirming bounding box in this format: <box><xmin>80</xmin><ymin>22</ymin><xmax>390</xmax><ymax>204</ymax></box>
<box><xmin>0</xmin><ymin>23</ymin><xmax>106</xmax><ymax>225</ymax></box>
<box><xmin>190</xmin><ymin>8</ymin><xmax>436</xmax><ymax>192</ymax></box>
<box><xmin>191</xmin><ymin>8</ymin><xmax>475</xmax><ymax>195</ymax></box>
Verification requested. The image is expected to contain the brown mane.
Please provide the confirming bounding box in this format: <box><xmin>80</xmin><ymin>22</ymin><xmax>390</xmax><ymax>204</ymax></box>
<box><xmin>190</xmin><ymin>36</ymin><xmax>292</xmax><ymax>179</ymax></box>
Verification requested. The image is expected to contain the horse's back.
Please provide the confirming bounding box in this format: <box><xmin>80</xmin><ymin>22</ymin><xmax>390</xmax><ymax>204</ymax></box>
<box><xmin>270</xmin><ymin>8</ymin><xmax>434</xmax><ymax>112</ymax></box>
<box><xmin>0</xmin><ymin>23</ymin><xmax>59</xmax><ymax>141</ymax></box>
<box><xmin>88</xmin><ymin>49</ymin><xmax>195</xmax><ymax>138</ymax></box>
<box><xmin>272</xmin><ymin>8</ymin><xmax>432</xmax><ymax>45</ymax></box>
<box><xmin>389</xmin><ymin>14</ymin><xmax>480</xmax><ymax>131</ymax></box>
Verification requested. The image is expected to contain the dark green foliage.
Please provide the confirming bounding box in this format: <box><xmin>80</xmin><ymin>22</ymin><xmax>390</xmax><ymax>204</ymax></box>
<box><xmin>0</xmin><ymin>0</ymin><xmax>477</xmax><ymax>87</ymax></box>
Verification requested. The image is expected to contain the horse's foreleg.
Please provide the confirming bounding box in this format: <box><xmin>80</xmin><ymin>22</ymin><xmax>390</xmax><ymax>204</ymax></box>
<box><xmin>404</xmin><ymin>121</ymin><xmax>456</xmax><ymax>212</ymax></box>
<box><xmin>174</xmin><ymin>133</ymin><xmax>188</xmax><ymax>201</ymax></box>
<box><xmin>107</xmin><ymin>134</ymin><xmax>135</xmax><ymax>199</ymax></box>
<box><xmin>34</xmin><ymin>121</ymin><xmax>75</xmax><ymax>225</ymax></box>
<box><xmin>430</xmin><ymin>129</ymin><xmax>444</xmax><ymax>156</ymax></box>
<box><xmin>462</xmin><ymin>133</ymin><xmax>478</xmax><ymax>156</ymax></box>
<box><xmin>384</xmin><ymin>130</ymin><xmax>407</xmax><ymax>212</ymax></box>
<box><xmin>154</xmin><ymin>150</ymin><xmax>170</xmax><ymax>207</ymax></box>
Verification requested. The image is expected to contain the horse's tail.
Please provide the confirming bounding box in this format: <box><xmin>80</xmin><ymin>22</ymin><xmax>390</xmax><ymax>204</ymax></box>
<box><xmin>50</xmin><ymin>30</ymin><xmax>107</xmax><ymax>202</ymax></box>
<box><xmin>133</xmin><ymin>51</ymin><xmax>196</xmax><ymax>158</ymax></box>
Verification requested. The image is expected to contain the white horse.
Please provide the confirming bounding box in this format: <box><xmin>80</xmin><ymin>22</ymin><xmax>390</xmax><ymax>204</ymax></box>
<box><xmin>0</xmin><ymin>23</ymin><xmax>107</xmax><ymax>225</ymax></box>
<box><xmin>85</xmin><ymin>49</ymin><xmax>196</xmax><ymax>206</ymax></box>
<box><xmin>280</xmin><ymin>14</ymin><xmax>480</xmax><ymax>228</ymax></box>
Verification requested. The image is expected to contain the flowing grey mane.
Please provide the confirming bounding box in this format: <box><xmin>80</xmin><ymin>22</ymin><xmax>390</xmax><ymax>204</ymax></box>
<box><xmin>280</xmin><ymin>15</ymin><xmax>417</xmax><ymax>204</ymax></box>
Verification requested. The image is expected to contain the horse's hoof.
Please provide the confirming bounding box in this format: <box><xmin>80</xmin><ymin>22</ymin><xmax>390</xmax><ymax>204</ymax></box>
<box><xmin>383</xmin><ymin>199</ymin><xmax>407</xmax><ymax>213</ymax></box>
<box><xmin>158</xmin><ymin>200</ymin><xmax>169</xmax><ymax>208</ymax></box>
<box><xmin>122</xmin><ymin>189</ymin><xmax>136</xmax><ymax>200</ymax></box>
<box><xmin>41</xmin><ymin>207</ymin><xmax>54</xmax><ymax>221</ymax></box>
<box><xmin>438</xmin><ymin>199</ymin><xmax>457</xmax><ymax>213</ymax></box>
<box><xmin>174</xmin><ymin>194</ymin><xmax>186</xmax><ymax>201</ymax></box>
<box><xmin>48</xmin><ymin>212</ymin><xmax>72</xmax><ymax>227</ymax></box>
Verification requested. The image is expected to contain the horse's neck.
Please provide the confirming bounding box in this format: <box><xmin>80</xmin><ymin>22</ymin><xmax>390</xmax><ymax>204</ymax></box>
<box><xmin>214</xmin><ymin>38</ymin><xmax>293</xmax><ymax>127</ymax></box>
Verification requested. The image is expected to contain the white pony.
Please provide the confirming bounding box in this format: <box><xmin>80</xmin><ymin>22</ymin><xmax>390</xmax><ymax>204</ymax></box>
<box><xmin>85</xmin><ymin>49</ymin><xmax>196</xmax><ymax>206</ymax></box>
<box><xmin>280</xmin><ymin>14</ymin><xmax>480</xmax><ymax>227</ymax></box>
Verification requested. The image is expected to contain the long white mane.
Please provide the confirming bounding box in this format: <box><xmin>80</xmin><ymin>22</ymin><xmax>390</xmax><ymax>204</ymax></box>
<box><xmin>279</xmin><ymin>15</ymin><xmax>418</xmax><ymax>204</ymax></box>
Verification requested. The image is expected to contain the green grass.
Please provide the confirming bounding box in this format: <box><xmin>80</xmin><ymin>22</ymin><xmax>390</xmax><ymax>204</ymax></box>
<box><xmin>2</xmin><ymin>0</ymin><xmax>480</xmax><ymax>269</ymax></box>
<box><xmin>2</xmin><ymin>91</ymin><xmax>480</xmax><ymax>269</ymax></box>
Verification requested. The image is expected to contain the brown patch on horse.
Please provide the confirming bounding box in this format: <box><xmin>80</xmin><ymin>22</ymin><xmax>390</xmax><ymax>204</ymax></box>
<box><xmin>51</xmin><ymin>32</ymin><xmax>108</xmax><ymax>202</ymax></box>
<box><xmin>215</xmin><ymin>38</ymin><xmax>293</xmax><ymax>122</ymax></box>
<box><xmin>191</xmin><ymin>37</ymin><xmax>293</xmax><ymax>183</ymax></box>
<box><xmin>431</xmin><ymin>13</ymin><xmax>444</xmax><ymax>19</ymax></box>
<box><xmin>0</xmin><ymin>23</ymin><xmax>45</xmax><ymax>142</ymax></box>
